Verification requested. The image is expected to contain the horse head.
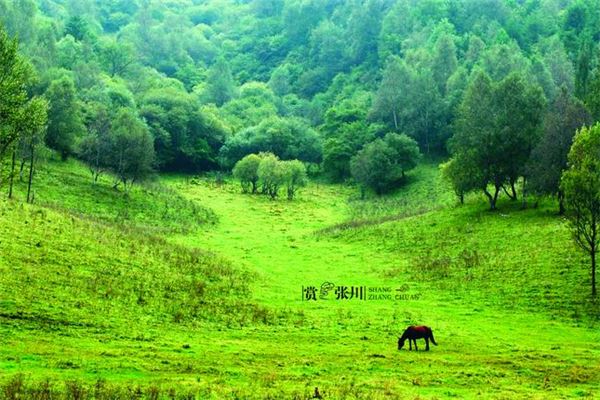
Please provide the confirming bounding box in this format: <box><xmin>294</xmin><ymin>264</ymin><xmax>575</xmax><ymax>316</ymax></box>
<box><xmin>397</xmin><ymin>337</ymin><xmax>405</xmax><ymax>350</ymax></box>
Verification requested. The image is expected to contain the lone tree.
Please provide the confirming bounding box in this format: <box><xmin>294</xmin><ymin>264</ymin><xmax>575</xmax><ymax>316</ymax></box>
<box><xmin>233</xmin><ymin>153</ymin><xmax>262</xmax><ymax>193</ymax></box>
<box><xmin>561</xmin><ymin>123</ymin><xmax>600</xmax><ymax>297</ymax></box>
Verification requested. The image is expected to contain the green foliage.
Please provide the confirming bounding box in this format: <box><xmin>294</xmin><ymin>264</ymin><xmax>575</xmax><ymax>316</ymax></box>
<box><xmin>586</xmin><ymin>67</ymin><xmax>600</xmax><ymax>122</ymax></box>
<box><xmin>256</xmin><ymin>152</ymin><xmax>287</xmax><ymax>199</ymax></box>
<box><xmin>108</xmin><ymin>108</ymin><xmax>155</xmax><ymax>189</ymax></box>
<box><xmin>528</xmin><ymin>87</ymin><xmax>591</xmax><ymax>212</ymax></box>
<box><xmin>44</xmin><ymin>76</ymin><xmax>85</xmax><ymax>160</ymax></box>
<box><xmin>350</xmin><ymin>133</ymin><xmax>420</xmax><ymax>196</ymax></box>
<box><xmin>232</xmin><ymin>153</ymin><xmax>262</xmax><ymax>193</ymax></box>
<box><xmin>441</xmin><ymin>157</ymin><xmax>479</xmax><ymax>204</ymax></box>
<box><xmin>140</xmin><ymin>87</ymin><xmax>226</xmax><ymax>171</ymax></box>
<box><xmin>449</xmin><ymin>71</ymin><xmax>545</xmax><ymax>209</ymax></box>
<box><xmin>282</xmin><ymin>159</ymin><xmax>307</xmax><ymax>200</ymax></box>
<box><xmin>0</xmin><ymin>27</ymin><xmax>30</xmax><ymax>162</ymax></box>
<box><xmin>219</xmin><ymin>116</ymin><xmax>322</xmax><ymax>168</ymax></box>
<box><xmin>202</xmin><ymin>57</ymin><xmax>237</xmax><ymax>107</ymax></box>
<box><xmin>561</xmin><ymin>123</ymin><xmax>600</xmax><ymax>296</ymax></box>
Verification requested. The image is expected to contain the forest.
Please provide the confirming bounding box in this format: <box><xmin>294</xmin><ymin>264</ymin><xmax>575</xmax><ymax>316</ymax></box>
<box><xmin>1</xmin><ymin>0</ymin><xmax>600</xmax><ymax>398</ymax></box>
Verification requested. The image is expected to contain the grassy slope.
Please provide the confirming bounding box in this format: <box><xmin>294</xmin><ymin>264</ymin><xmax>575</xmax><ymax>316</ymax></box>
<box><xmin>1</xmin><ymin>160</ymin><xmax>599</xmax><ymax>398</ymax></box>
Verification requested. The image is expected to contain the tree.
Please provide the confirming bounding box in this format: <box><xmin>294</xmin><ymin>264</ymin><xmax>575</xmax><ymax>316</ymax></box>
<box><xmin>370</xmin><ymin>56</ymin><xmax>410</xmax><ymax>131</ymax></box>
<box><xmin>79</xmin><ymin>102</ymin><xmax>113</xmax><ymax>183</ymax></box>
<box><xmin>350</xmin><ymin>133</ymin><xmax>420</xmax><ymax>197</ymax></box>
<box><xmin>219</xmin><ymin>116</ymin><xmax>322</xmax><ymax>168</ymax></box>
<box><xmin>141</xmin><ymin>87</ymin><xmax>226</xmax><ymax>171</ymax></box>
<box><xmin>383</xmin><ymin>132</ymin><xmax>421</xmax><ymax>178</ymax></box>
<box><xmin>233</xmin><ymin>153</ymin><xmax>262</xmax><ymax>194</ymax></box>
<box><xmin>99</xmin><ymin>38</ymin><xmax>137</xmax><ymax>77</ymax></box>
<box><xmin>44</xmin><ymin>77</ymin><xmax>85</xmax><ymax>160</ymax></box>
<box><xmin>108</xmin><ymin>109</ymin><xmax>155</xmax><ymax>190</ymax></box>
<box><xmin>441</xmin><ymin>157</ymin><xmax>480</xmax><ymax>205</ymax></box>
<box><xmin>560</xmin><ymin>123</ymin><xmax>600</xmax><ymax>297</ymax></box>
<box><xmin>528</xmin><ymin>87</ymin><xmax>591</xmax><ymax>213</ymax></box>
<box><xmin>8</xmin><ymin>97</ymin><xmax>48</xmax><ymax>201</ymax></box>
<box><xmin>203</xmin><ymin>57</ymin><xmax>236</xmax><ymax>107</ymax></box>
<box><xmin>65</xmin><ymin>16</ymin><xmax>89</xmax><ymax>41</ymax></box>
<box><xmin>448</xmin><ymin>71</ymin><xmax>501</xmax><ymax>209</ymax></box>
<box><xmin>257</xmin><ymin>153</ymin><xmax>286</xmax><ymax>200</ymax></box>
<box><xmin>282</xmin><ymin>159</ymin><xmax>307</xmax><ymax>200</ymax></box>
<box><xmin>431</xmin><ymin>33</ymin><xmax>458</xmax><ymax>96</ymax></box>
<box><xmin>350</xmin><ymin>139</ymin><xmax>398</xmax><ymax>197</ymax></box>
<box><xmin>493</xmin><ymin>73</ymin><xmax>546</xmax><ymax>201</ymax></box>
<box><xmin>586</xmin><ymin>68</ymin><xmax>600</xmax><ymax>122</ymax></box>
<box><xmin>322</xmin><ymin>121</ymin><xmax>377</xmax><ymax>181</ymax></box>
<box><xmin>449</xmin><ymin>71</ymin><xmax>545</xmax><ymax>209</ymax></box>
<box><xmin>21</xmin><ymin>98</ymin><xmax>48</xmax><ymax>203</ymax></box>
<box><xmin>0</xmin><ymin>27</ymin><xmax>29</xmax><ymax>171</ymax></box>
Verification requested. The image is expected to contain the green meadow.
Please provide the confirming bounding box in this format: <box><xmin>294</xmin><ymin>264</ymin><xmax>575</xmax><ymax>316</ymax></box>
<box><xmin>0</xmin><ymin>158</ymin><xmax>599</xmax><ymax>399</ymax></box>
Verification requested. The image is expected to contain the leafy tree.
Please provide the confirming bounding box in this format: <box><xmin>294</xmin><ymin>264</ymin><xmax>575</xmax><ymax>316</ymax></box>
<box><xmin>493</xmin><ymin>72</ymin><xmax>546</xmax><ymax>200</ymax></box>
<box><xmin>203</xmin><ymin>57</ymin><xmax>236</xmax><ymax>107</ymax></box>
<box><xmin>383</xmin><ymin>132</ymin><xmax>421</xmax><ymax>178</ymax></box>
<box><xmin>449</xmin><ymin>71</ymin><xmax>545</xmax><ymax>209</ymax></box>
<box><xmin>370</xmin><ymin>56</ymin><xmax>410</xmax><ymax>131</ymax></box>
<box><xmin>219</xmin><ymin>116</ymin><xmax>322</xmax><ymax>168</ymax></box>
<box><xmin>257</xmin><ymin>152</ymin><xmax>287</xmax><ymax>199</ymax></box>
<box><xmin>586</xmin><ymin>68</ymin><xmax>600</xmax><ymax>122</ymax></box>
<box><xmin>350</xmin><ymin>133</ymin><xmax>420</xmax><ymax>197</ymax></box>
<box><xmin>322</xmin><ymin>121</ymin><xmax>377</xmax><ymax>181</ymax></box>
<box><xmin>108</xmin><ymin>108</ymin><xmax>155</xmax><ymax>190</ymax></box>
<box><xmin>528</xmin><ymin>87</ymin><xmax>591</xmax><ymax>213</ymax></box>
<box><xmin>220</xmin><ymin>81</ymin><xmax>279</xmax><ymax>131</ymax></box>
<box><xmin>441</xmin><ymin>157</ymin><xmax>480</xmax><ymax>205</ymax></box>
<box><xmin>19</xmin><ymin>97</ymin><xmax>48</xmax><ymax>203</ymax></box>
<box><xmin>233</xmin><ymin>153</ymin><xmax>262</xmax><ymax>194</ymax></box>
<box><xmin>350</xmin><ymin>139</ymin><xmax>398</xmax><ymax>197</ymax></box>
<box><xmin>431</xmin><ymin>33</ymin><xmax>458</xmax><ymax>95</ymax></box>
<box><xmin>560</xmin><ymin>123</ymin><xmax>600</xmax><ymax>296</ymax></box>
<box><xmin>141</xmin><ymin>87</ymin><xmax>226</xmax><ymax>171</ymax></box>
<box><xmin>0</xmin><ymin>27</ymin><xmax>29</xmax><ymax>168</ymax></box>
<box><xmin>282</xmin><ymin>159</ymin><xmax>307</xmax><ymax>200</ymax></box>
<box><xmin>449</xmin><ymin>71</ymin><xmax>502</xmax><ymax>210</ymax></box>
<box><xmin>78</xmin><ymin>102</ymin><xmax>112</xmax><ymax>183</ymax></box>
<box><xmin>64</xmin><ymin>16</ymin><xmax>89</xmax><ymax>41</ymax></box>
<box><xmin>44</xmin><ymin>77</ymin><xmax>85</xmax><ymax>160</ymax></box>
<box><xmin>98</xmin><ymin>38</ymin><xmax>137</xmax><ymax>77</ymax></box>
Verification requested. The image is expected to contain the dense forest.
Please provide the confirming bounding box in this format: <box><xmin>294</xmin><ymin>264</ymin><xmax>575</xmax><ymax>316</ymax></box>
<box><xmin>1</xmin><ymin>0</ymin><xmax>599</xmax><ymax>192</ymax></box>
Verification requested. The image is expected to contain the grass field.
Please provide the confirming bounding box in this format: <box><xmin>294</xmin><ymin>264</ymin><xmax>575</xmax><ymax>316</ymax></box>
<box><xmin>0</xmin><ymin>159</ymin><xmax>599</xmax><ymax>399</ymax></box>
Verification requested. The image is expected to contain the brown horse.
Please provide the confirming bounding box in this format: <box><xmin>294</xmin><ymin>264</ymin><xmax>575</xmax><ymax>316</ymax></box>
<box><xmin>398</xmin><ymin>326</ymin><xmax>437</xmax><ymax>351</ymax></box>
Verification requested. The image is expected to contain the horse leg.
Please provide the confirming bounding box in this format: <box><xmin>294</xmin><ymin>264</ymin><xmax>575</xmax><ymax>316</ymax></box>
<box><xmin>425</xmin><ymin>337</ymin><xmax>430</xmax><ymax>351</ymax></box>
<box><xmin>414</xmin><ymin>340</ymin><xmax>418</xmax><ymax>351</ymax></box>
<box><xmin>409</xmin><ymin>339</ymin><xmax>412</xmax><ymax>351</ymax></box>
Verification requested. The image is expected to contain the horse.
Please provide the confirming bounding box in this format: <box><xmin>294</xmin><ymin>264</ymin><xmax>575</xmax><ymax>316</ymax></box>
<box><xmin>398</xmin><ymin>326</ymin><xmax>437</xmax><ymax>351</ymax></box>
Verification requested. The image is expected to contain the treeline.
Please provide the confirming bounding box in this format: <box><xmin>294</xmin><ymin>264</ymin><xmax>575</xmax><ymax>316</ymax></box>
<box><xmin>0</xmin><ymin>0</ymin><xmax>599</xmax><ymax>199</ymax></box>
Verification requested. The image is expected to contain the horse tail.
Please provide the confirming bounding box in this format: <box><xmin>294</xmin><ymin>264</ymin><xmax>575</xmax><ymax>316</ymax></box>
<box><xmin>429</xmin><ymin>330</ymin><xmax>437</xmax><ymax>346</ymax></box>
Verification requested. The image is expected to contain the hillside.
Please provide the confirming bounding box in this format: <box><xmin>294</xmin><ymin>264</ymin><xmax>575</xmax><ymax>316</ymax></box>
<box><xmin>0</xmin><ymin>160</ymin><xmax>599</xmax><ymax>399</ymax></box>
